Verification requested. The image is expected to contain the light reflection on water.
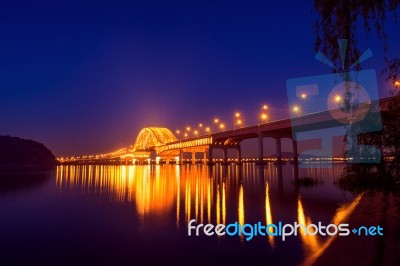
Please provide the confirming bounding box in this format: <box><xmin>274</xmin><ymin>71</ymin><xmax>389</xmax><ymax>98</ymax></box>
<box><xmin>54</xmin><ymin>163</ymin><xmax>356</xmax><ymax>264</ymax></box>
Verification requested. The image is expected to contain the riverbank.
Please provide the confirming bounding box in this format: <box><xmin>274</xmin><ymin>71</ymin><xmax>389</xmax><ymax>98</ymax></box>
<box><xmin>313</xmin><ymin>191</ymin><xmax>400</xmax><ymax>266</ymax></box>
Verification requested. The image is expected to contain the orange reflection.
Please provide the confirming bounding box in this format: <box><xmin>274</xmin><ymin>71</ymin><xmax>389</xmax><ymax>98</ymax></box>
<box><xmin>265</xmin><ymin>182</ymin><xmax>275</xmax><ymax>248</ymax></box>
<box><xmin>57</xmin><ymin>165</ymin><xmax>178</xmax><ymax>218</ymax></box>
<box><xmin>299</xmin><ymin>194</ymin><xmax>363</xmax><ymax>266</ymax></box>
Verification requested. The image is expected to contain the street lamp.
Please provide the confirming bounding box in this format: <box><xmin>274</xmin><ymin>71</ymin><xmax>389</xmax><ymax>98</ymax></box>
<box><xmin>219</xmin><ymin>123</ymin><xmax>225</xmax><ymax>131</ymax></box>
<box><xmin>394</xmin><ymin>80</ymin><xmax>400</xmax><ymax>88</ymax></box>
<box><xmin>291</xmin><ymin>105</ymin><xmax>300</xmax><ymax>116</ymax></box>
<box><xmin>260</xmin><ymin>113</ymin><xmax>268</xmax><ymax>123</ymax></box>
<box><xmin>213</xmin><ymin>118</ymin><xmax>219</xmax><ymax>133</ymax></box>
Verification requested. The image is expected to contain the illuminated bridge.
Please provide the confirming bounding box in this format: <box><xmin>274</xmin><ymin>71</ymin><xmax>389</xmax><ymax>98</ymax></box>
<box><xmin>60</xmin><ymin>97</ymin><xmax>390</xmax><ymax>165</ymax></box>
<box><xmin>116</xmin><ymin>97</ymin><xmax>388</xmax><ymax>165</ymax></box>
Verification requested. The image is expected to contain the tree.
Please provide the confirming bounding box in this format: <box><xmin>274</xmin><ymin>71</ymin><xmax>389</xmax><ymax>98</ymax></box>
<box><xmin>313</xmin><ymin>0</ymin><xmax>400</xmax><ymax>73</ymax></box>
<box><xmin>313</xmin><ymin>1</ymin><xmax>400</xmax><ymax>192</ymax></box>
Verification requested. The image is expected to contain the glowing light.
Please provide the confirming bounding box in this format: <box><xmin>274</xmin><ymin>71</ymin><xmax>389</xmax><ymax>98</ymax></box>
<box><xmin>394</xmin><ymin>80</ymin><xmax>400</xmax><ymax>88</ymax></box>
<box><xmin>198</xmin><ymin>123</ymin><xmax>203</xmax><ymax>127</ymax></box>
<box><xmin>219</xmin><ymin>123</ymin><xmax>225</xmax><ymax>130</ymax></box>
<box><xmin>235</xmin><ymin>112</ymin><xmax>241</xmax><ymax>118</ymax></box>
<box><xmin>184</xmin><ymin>133</ymin><xmax>188</xmax><ymax>138</ymax></box>
<box><xmin>236</xmin><ymin>119</ymin><xmax>242</xmax><ymax>125</ymax></box>
<box><xmin>301</xmin><ymin>93</ymin><xmax>307</xmax><ymax>99</ymax></box>
<box><xmin>334</xmin><ymin>95</ymin><xmax>342</xmax><ymax>103</ymax></box>
<box><xmin>292</xmin><ymin>105</ymin><xmax>300</xmax><ymax>113</ymax></box>
<box><xmin>205</xmin><ymin>127</ymin><xmax>210</xmax><ymax>133</ymax></box>
<box><xmin>186</xmin><ymin>126</ymin><xmax>191</xmax><ymax>131</ymax></box>
<box><xmin>260</xmin><ymin>112</ymin><xmax>268</xmax><ymax>122</ymax></box>
<box><xmin>194</xmin><ymin>130</ymin><xmax>199</xmax><ymax>135</ymax></box>
<box><xmin>262</xmin><ymin>104</ymin><xmax>268</xmax><ymax>110</ymax></box>
<box><xmin>214</xmin><ymin>118</ymin><xmax>219</xmax><ymax>123</ymax></box>
<box><xmin>176</xmin><ymin>130</ymin><xmax>180</xmax><ymax>134</ymax></box>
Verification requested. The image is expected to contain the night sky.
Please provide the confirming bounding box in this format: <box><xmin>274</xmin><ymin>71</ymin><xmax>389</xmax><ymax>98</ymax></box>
<box><xmin>1</xmin><ymin>1</ymin><xmax>399</xmax><ymax>156</ymax></box>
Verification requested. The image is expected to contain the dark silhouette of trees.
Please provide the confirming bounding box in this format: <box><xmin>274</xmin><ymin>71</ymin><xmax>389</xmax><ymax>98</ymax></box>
<box><xmin>313</xmin><ymin>1</ymin><xmax>400</xmax><ymax>192</ymax></box>
<box><xmin>0</xmin><ymin>136</ymin><xmax>57</xmax><ymax>167</ymax></box>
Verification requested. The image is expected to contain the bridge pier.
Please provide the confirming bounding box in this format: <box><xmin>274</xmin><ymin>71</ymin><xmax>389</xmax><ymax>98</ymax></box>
<box><xmin>257</xmin><ymin>134</ymin><xmax>264</xmax><ymax>164</ymax></box>
<box><xmin>292</xmin><ymin>139</ymin><xmax>298</xmax><ymax>165</ymax></box>
<box><xmin>275</xmin><ymin>137</ymin><xmax>282</xmax><ymax>164</ymax></box>
<box><xmin>222</xmin><ymin>148</ymin><xmax>229</xmax><ymax>165</ymax></box>
<box><xmin>203</xmin><ymin>152</ymin><xmax>207</xmax><ymax>165</ymax></box>
<box><xmin>191</xmin><ymin>152</ymin><xmax>196</xmax><ymax>165</ymax></box>
<box><xmin>208</xmin><ymin>148</ymin><xmax>213</xmax><ymax>165</ymax></box>
<box><xmin>179</xmin><ymin>150</ymin><xmax>183</xmax><ymax>164</ymax></box>
<box><xmin>237</xmin><ymin>146</ymin><xmax>242</xmax><ymax>164</ymax></box>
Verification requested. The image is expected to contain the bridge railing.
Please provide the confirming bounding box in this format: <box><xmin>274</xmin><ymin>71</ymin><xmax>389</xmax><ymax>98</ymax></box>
<box><xmin>155</xmin><ymin>136</ymin><xmax>212</xmax><ymax>154</ymax></box>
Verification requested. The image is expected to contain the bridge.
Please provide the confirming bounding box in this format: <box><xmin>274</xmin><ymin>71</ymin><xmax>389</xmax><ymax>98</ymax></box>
<box><xmin>58</xmin><ymin>97</ymin><xmax>390</xmax><ymax>165</ymax></box>
<box><xmin>115</xmin><ymin>97</ymin><xmax>388</xmax><ymax>165</ymax></box>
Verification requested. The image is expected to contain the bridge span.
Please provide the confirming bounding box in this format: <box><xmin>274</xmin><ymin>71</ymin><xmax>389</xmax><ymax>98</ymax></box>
<box><xmin>59</xmin><ymin>97</ymin><xmax>389</xmax><ymax>165</ymax></box>
<box><xmin>118</xmin><ymin>97</ymin><xmax>387</xmax><ymax>165</ymax></box>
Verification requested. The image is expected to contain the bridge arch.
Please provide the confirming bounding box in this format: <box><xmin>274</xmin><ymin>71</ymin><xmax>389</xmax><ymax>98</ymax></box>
<box><xmin>133</xmin><ymin>127</ymin><xmax>178</xmax><ymax>151</ymax></box>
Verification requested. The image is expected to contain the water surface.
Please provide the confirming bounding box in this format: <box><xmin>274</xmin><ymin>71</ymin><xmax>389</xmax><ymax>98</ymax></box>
<box><xmin>0</xmin><ymin>163</ymin><xmax>355</xmax><ymax>265</ymax></box>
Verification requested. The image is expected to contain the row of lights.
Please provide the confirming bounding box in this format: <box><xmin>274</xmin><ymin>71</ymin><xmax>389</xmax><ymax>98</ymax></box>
<box><xmin>176</xmin><ymin>78</ymin><xmax>400</xmax><ymax>139</ymax></box>
<box><xmin>175</xmin><ymin>104</ymin><xmax>271</xmax><ymax>139</ymax></box>
<box><xmin>58</xmin><ymin>147</ymin><xmax>128</xmax><ymax>162</ymax></box>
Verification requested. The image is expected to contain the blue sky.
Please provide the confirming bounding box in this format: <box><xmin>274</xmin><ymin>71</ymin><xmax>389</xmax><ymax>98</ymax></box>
<box><xmin>0</xmin><ymin>1</ymin><xmax>398</xmax><ymax>156</ymax></box>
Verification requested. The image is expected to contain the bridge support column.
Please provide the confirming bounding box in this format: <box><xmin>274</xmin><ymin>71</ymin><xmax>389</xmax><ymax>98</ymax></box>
<box><xmin>258</xmin><ymin>134</ymin><xmax>264</xmax><ymax>164</ymax></box>
<box><xmin>275</xmin><ymin>137</ymin><xmax>282</xmax><ymax>164</ymax></box>
<box><xmin>222</xmin><ymin>148</ymin><xmax>228</xmax><ymax>165</ymax></box>
<box><xmin>191</xmin><ymin>152</ymin><xmax>196</xmax><ymax>165</ymax></box>
<box><xmin>208</xmin><ymin>148</ymin><xmax>213</xmax><ymax>165</ymax></box>
<box><xmin>165</xmin><ymin>157</ymin><xmax>170</xmax><ymax>165</ymax></box>
<box><xmin>203</xmin><ymin>152</ymin><xmax>207</xmax><ymax>165</ymax></box>
<box><xmin>292</xmin><ymin>139</ymin><xmax>298</xmax><ymax>165</ymax></box>
<box><xmin>179</xmin><ymin>150</ymin><xmax>183</xmax><ymax>165</ymax></box>
<box><xmin>237</xmin><ymin>146</ymin><xmax>242</xmax><ymax>164</ymax></box>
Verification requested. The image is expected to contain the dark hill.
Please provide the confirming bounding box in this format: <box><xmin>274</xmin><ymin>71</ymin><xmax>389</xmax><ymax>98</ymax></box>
<box><xmin>0</xmin><ymin>135</ymin><xmax>57</xmax><ymax>167</ymax></box>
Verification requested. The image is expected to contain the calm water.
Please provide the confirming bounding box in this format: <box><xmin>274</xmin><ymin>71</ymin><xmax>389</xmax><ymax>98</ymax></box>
<box><xmin>0</xmin><ymin>163</ymin><xmax>356</xmax><ymax>265</ymax></box>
